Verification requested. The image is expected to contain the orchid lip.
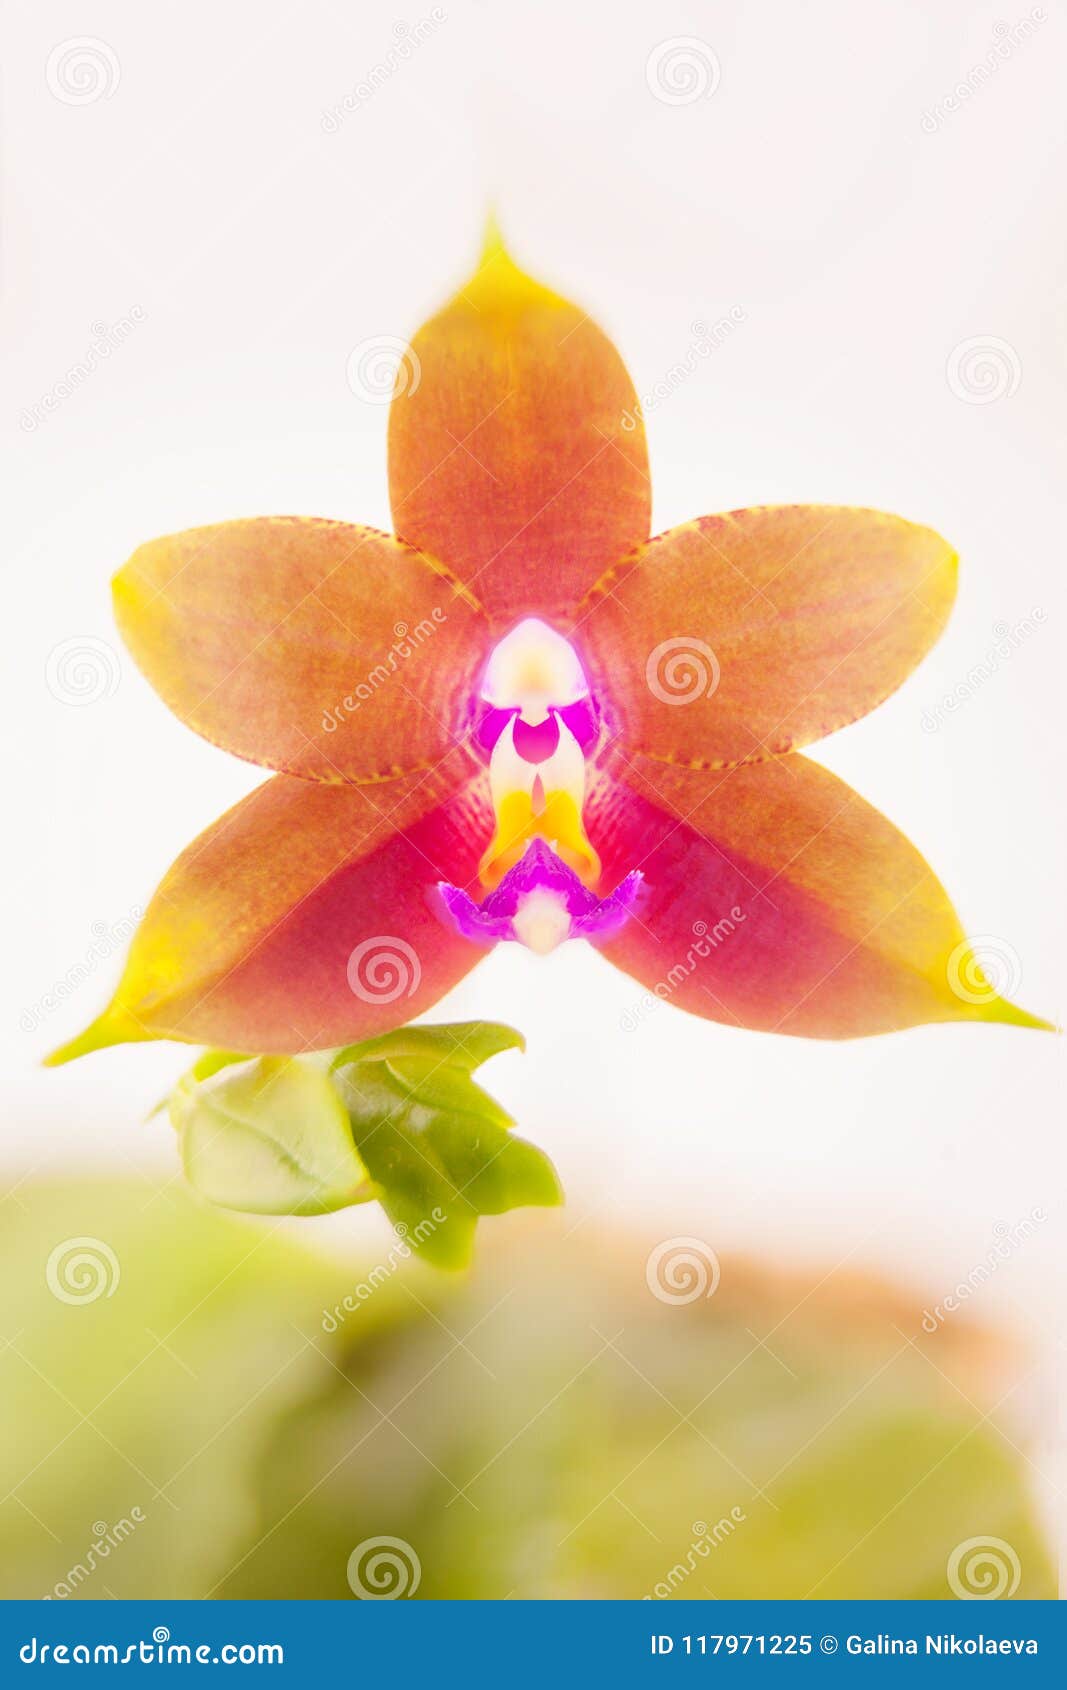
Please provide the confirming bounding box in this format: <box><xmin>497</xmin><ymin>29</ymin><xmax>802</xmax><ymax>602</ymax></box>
<box><xmin>438</xmin><ymin>839</ymin><xmax>644</xmax><ymax>955</ymax></box>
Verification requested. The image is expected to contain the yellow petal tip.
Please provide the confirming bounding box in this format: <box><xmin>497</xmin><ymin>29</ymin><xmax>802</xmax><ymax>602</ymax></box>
<box><xmin>480</xmin><ymin>205</ymin><xmax>507</xmax><ymax>265</ymax></box>
<box><xmin>977</xmin><ymin>997</ymin><xmax>1057</xmax><ymax>1033</ymax></box>
<box><xmin>464</xmin><ymin>208</ymin><xmax>543</xmax><ymax>312</ymax></box>
<box><xmin>43</xmin><ymin>1005</ymin><xmax>150</xmax><ymax>1067</ymax></box>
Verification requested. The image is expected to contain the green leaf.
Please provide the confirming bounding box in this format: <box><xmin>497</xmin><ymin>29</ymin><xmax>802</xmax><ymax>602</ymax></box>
<box><xmin>384</xmin><ymin>1055</ymin><xmax>516</xmax><ymax>1129</ymax></box>
<box><xmin>160</xmin><ymin>1020</ymin><xmax>559</xmax><ymax>1268</ymax></box>
<box><xmin>330</xmin><ymin>1020</ymin><xmax>525</xmax><ymax>1075</ymax></box>
<box><xmin>333</xmin><ymin>1051</ymin><xmax>561</xmax><ymax>1271</ymax></box>
<box><xmin>169</xmin><ymin>1056</ymin><xmax>377</xmax><ymax>1217</ymax></box>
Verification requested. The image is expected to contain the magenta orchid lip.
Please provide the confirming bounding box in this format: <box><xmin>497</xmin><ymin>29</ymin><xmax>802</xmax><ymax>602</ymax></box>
<box><xmin>438</xmin><ymin>837</ymin><xmax>644</xmax><ymax>955</ymax></box>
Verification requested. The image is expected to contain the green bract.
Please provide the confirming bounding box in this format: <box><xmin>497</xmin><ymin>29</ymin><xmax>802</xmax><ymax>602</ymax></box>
<box><xmin>170</xmin><ymin>1056</ymin><xmax>375</xmax><ymax>1217</ymax></box>
<box><xmin>166</xmin><ymin>1021</ymin><xmax>561</xmax><ymax>1268</ymax></box>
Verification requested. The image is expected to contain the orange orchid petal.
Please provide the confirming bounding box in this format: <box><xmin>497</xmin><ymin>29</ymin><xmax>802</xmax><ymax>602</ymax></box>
<box><xmin>587</xmin><ymin>753</ymin><xmax>1048</xmax><ymax>1039</ymax></box>
<box><xmin>576</xmin><ymin>506</ymin><xmax>957</xmax><ymax>767</ymax></box>
<box><xmin>388</xmin><ymin>220</ymin><xmax>651</xmax><ymax>626</ymax></box>
<box><xmin>113</xmin><ymin>518</ymin><xmax>487</xmax><ymax>782</ymax></box>
<box><xmin>46</xmin><ymin>752</ymin><xmax>489</xmax><ymax>1059</ymax></box>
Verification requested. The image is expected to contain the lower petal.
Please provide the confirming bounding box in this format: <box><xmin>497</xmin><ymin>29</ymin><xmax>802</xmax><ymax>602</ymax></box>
<box><xmin>586</xmin><ymin>753</ymin><xmax>1049</xmax><ymax>1039</ymax></box>
<box><xmin>47</xmin><ymin>752</ymin><xmax>490</xmax><ymax>1059</ymax></box>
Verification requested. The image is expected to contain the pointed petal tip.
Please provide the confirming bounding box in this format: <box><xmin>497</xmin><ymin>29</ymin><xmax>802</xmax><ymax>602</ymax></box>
<box><xmin>976</xmin><ymin>997</ymin><xmax>1057</xmax><ymax>1033</ymax></box>
<box><xmin>479</xmin><ymin>205</ymin><xmax>507</xmax><ymax>265</ymax></box>
<box><xmin>464</xmin><ymin>208</ymin><xmax>540</xmax><ymax>310</ymax></box>
<box><xmin>43</xmin><ymin>1006</ymin><xmax>150</xmax><ymax>1067</ymax></box>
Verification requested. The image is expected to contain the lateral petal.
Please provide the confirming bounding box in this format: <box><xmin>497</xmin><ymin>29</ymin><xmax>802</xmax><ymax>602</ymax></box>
<box><xmin>46</xmin><ymin>753</ymin><xmax>490</xmax><ymax>1059</ymax></box>
<box><xmin>114</xmin><ymin>517</ymin><xmax>487</xmax><ymax>781</ymax></box>
<box><xmin>587</xmin><ymin>753</ymin><xmax>1049</xmax><ymax>1038</ymax></box>
<box><xmin>576</xmin><ymin>506</ymin><xmax>957</xmax><ymax>767</ymax></box>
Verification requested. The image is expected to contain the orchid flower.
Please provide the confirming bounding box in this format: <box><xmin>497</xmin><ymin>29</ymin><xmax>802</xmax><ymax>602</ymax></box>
<box><xmin>50</xmin><ymin>219</ymin><xmax>1048</xmax><ymax>1067</ymax></box>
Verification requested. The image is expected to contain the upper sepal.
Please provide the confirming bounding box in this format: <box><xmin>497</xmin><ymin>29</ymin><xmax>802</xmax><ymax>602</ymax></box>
<box><xmin>388</xmin><ymin>217</ymin><xmax>651</xmax><ymax>624</ymax></box>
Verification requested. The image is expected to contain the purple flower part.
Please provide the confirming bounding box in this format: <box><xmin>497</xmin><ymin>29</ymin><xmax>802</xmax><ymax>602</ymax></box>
<box><xmin>512</xmin><ymin>712</ymin><xmax>561</xmax><ymax>763</ymax></box>
<box><xmin>435</xmin><ymin>882</ymin><xmax>514</xmax><ymax>945</ymax></box>
<box><xmin>556</xmin><ymin>695</ymin><xmax>599</xmax><ymax>753</ymax></box>
<box><xmin>571</xmin><ymin>870</ymin><xmax>645</xmax><ymax>941</ymax></box>
<box><xmin>438</xmin><ymin>839</ymin><xmax>644</xmax><ymax>947</ymax></box>
<box><xmin>480</xmin><ymin>837</ymin><xmax>598</xmax><ymax>918</ymax></box>
<box><xmin>472</xmin><ymin>695</ymin><xmax>600</xmax><ymax>760</ymax></box>
<box><xmin>473</xmin><ymin>703</ymin><xmax>518</xmax><ymax>758</ymax></box>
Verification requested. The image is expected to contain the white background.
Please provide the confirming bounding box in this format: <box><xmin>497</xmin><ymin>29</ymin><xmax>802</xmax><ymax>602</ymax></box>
<box><xmin>3</xmin><ymin>1</ymin><xmax>1063</xmax><ymax>1387</ymax></box>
